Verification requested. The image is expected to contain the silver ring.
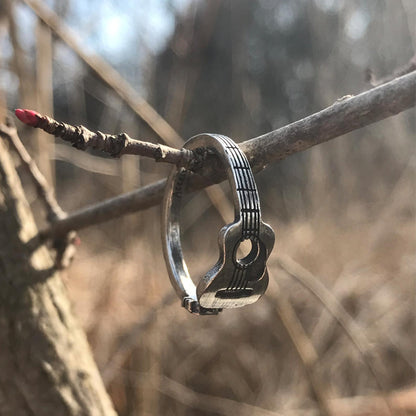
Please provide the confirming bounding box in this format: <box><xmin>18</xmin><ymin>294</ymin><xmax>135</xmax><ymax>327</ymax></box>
<box><xmin>162</xmin><ymin>134</ymin><xmax>275</xmax><ymax>315</ymax></box>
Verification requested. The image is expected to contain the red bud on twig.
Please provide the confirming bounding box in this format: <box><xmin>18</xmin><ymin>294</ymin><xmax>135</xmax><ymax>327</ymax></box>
<box><xmin>12</xmin><ymin>108</ymin><xmax>191</xmax><ymax>163</ymax></box>
<box><xmin>15</xmin><ymin>109</ymin><xmax>41</xmax><ymax>127</ymax></box>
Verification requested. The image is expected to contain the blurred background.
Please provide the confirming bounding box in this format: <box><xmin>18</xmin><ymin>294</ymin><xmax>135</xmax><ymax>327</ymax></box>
<box><xmin>0</xmin><ymin>0</ymin><xmax>415</xmax><ymax>414</ymax></box>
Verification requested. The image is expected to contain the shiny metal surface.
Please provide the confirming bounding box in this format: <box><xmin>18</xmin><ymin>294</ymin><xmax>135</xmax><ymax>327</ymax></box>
<box><xmin>162</xmin><ymin>134</ymin><xmax>275</xmax><ymax>315</ymax></box>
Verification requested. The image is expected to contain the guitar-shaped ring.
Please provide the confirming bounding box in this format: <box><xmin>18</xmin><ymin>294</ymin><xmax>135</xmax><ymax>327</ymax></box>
<box><xmin>162</xmin><ymin>134</ymin><xmax>275</xmax><ymax>315</ymax></box>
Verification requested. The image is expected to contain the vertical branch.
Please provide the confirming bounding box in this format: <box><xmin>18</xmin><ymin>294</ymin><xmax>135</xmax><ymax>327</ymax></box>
<box><xmin>2</xmin><ymin>125</ymin><xmax>64</xmax><ymax>221</ymax></box>
<box><xmin>35</xmin><ymin>18</ymin><xmax>55</xmax><ymax>185</ymax></box>
<box><xmin>5</xmin><ymin>0</ymin><xmax>33</xmax><ymax>105</ymax></box>
<box><xmin>0</xmin><ymin>12</ymin><xmax>7</xmax><ymax>122</ymax></box>
<box><xmin>6</xmin><ymin>0</ymin><xmax>39</xmax><ymax>153</ymax></box>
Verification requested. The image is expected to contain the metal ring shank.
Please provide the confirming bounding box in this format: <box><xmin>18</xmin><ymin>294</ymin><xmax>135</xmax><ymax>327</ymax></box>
<box><xmin>162</xmin><ymin>134</ymin><xmax>269</xmax><ymax>315</ymax></box>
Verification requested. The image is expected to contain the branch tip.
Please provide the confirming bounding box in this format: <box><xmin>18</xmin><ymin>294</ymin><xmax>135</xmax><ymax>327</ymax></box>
<box><xmin>15</xmin><ymin>108</ymin><xmax>41</xmax><ymax>127</ymax></box>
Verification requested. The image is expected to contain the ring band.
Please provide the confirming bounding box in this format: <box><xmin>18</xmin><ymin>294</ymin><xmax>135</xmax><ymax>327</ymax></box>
<box><xmin>162</xmin><ymin>134</ymin><xmax>275</xmax><ymax>315</ymax></box>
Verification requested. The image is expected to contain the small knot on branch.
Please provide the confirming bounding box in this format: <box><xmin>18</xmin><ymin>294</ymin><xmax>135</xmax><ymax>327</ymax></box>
<box><xmin>154</xmin><ymin>145</ymin><xmax>168</xmax><ymax>162</ymax></box>
<box><xmin>67</xmin><ymin>126</ymin><xmax>92</xmax><ymax>151</ymax></box>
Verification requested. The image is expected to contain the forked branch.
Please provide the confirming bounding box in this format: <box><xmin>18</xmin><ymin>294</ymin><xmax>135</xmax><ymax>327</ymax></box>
<box><xmin>0</xmin><ymin>122</ymin><xmax>79</xmax><ymax>269</ymax></box>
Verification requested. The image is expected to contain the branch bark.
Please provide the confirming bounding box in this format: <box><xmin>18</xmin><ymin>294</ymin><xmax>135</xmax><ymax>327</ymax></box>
<box><xmin>14</xmin><ymin>109</ymin><xmax>192</xmax><ymax>164</ymax></box>
<box><xmin>0</xmin><ymin>139</ymin><xmax>116</xmax><ymax>415</ymax></box>
<box><xmin>39</xmin><ymin>71</ymin><xmax>416</xmax><ymax>239</ymax></box>
<box><xmin>241</xmin><ymin>70</ymin><xmax>416</xmax><ymax>172</ymax></box>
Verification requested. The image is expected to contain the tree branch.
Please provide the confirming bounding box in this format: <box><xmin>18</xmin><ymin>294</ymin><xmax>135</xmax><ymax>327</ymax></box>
<box><xmin>241</xmin><ymin>70</ymin><xmax>416</xmax><ymax>173</ymax></box>
<box><xmin>40</xmin><ymin>179</ymin><xmax>167</xmax><ymax>239</ymax></box>
<box><xmin>14</xmin><ymin>109</ymin><xmax>193</xmax><ymax>165</ymax></box>
<box><xmin>38</xmin><ymin>71</ymin><xmax>415</xmax><ymax>239</ymax></box>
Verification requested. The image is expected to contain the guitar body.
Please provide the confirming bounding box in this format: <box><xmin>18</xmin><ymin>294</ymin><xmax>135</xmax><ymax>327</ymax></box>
<box><xmin>197</xmin><ymin>221</ymin><xmax>274</xmax><ymax>309</ymax></box>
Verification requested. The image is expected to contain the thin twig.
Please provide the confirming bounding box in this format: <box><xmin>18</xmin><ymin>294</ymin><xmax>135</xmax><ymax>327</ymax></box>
<box><xmin>366</xmin><ymin>54</ymin><xmax>416</xmax><ymax>87</ymax></box>
<box><xmin>1</xmin><ymin>122</ymin><xmax>64</xmax><ymax>221</ymax></box>
<box><xmin>38</xmin><ymin>71</ymin><xmax>416</xmax><ymax>239</ymax></box>
<box><xmin>14</xmin><ymin>109</ymin><xmax>193</xmax><ymax>165</ymax></box>
<box><xmin>35</xmin><ymin>18</ymin><xmax>55</xmax><ymax>185</ymax></box>
<box><xmin>38</xmin><ymin>178</ymin><xmax>167</xmax><ymax>240</ymax></box>
<box><xmin>0</xmin><ymin>123</ymin><xmax>79</xmax><ymax>268</ymax></box>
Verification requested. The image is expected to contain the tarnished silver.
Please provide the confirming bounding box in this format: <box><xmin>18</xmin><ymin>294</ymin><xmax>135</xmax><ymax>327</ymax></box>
<box><xmin>162</xmin><ymin>134</ymin><xmax>275</xmax><ymax>315</ymax></box>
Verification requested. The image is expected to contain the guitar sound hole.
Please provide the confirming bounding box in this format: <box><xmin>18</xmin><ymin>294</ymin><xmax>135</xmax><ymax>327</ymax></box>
<box><xmin>235</xmin><ymin>238</ymin><xmax>259</xmax><ymax>266</ymax></box>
